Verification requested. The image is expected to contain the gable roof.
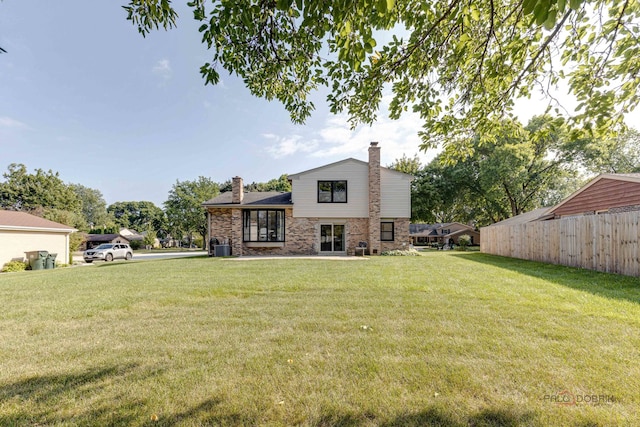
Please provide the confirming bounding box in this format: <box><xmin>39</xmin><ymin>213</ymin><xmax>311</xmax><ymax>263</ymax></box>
<box><xmin>548</xmin><ymin>173</ymin><xmax>640</xmax><ymax>216</ymax></box>
<box><xmin>0</xmin><ymin>210</ymin><xmax>76</xmax><ymax>233</ymax></box>
<box><xmin>202</xmin><ymin>192</ymin><xmax>292</xmax><ymax>208</ymax></box>
<box><xmin>288</xmin><ymin>157</ymin><xmax>413</xmax><ymax>180</ymax></box>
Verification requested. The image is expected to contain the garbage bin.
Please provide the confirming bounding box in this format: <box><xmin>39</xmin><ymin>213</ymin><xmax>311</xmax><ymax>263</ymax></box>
<box><xmin>25</xmin><ymin>250</ymin><xmax>48</xmax><ymax>270</ymax></box>
<box><xmin>45</xmin><ymin>253</ymin><xmax>58</xmax><ymax>269</ymax></box>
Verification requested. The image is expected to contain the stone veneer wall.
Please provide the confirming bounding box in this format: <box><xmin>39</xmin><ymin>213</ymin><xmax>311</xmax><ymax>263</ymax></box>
<box><xmin>209</xmin><ymin>207</ymin><xmax>410</xmax><ymax>256</ymax></box>
<box><xmin>368</xmin><ymin>143</ymin><xmax>381</xmax><ymax>255</ymax></box>
<box><xmin>380</xmin><ymin>217</ymin><xmax>411</xmax><ymax>253</ymax></box>
<box><xmin>208</xmin><ymin>208</ymin><xmax>233</xmax><ymax>245</ymax></box>
<box><xmin>345</xmin><ymin>218</ymin><xmax>369</xmax><ymax>255</ymax></box>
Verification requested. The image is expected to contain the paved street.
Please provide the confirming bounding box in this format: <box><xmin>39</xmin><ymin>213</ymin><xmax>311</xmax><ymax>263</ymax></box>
<box><xmin>74</xmin><ymin>251</ymin><xmax>207</xmax><ymax>265</ymax></box>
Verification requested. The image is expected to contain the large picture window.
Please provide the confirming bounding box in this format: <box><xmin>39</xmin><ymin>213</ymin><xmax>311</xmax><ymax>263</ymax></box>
<box><xmin>243</xmin><ymin>210</ymin><xmax>285</xmax><ymax>242</ymax></box>
<box><xmin>381</xmin><ymin>221</ymin><xmax>394</xmax><ymax>241</ymax></box>
<box><xmin>318</xmin><ymin>180</ymin><xmax>347</xmax><ymax>203</ymax></box>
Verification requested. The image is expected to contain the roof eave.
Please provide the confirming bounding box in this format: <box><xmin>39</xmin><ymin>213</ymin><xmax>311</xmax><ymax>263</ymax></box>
<box><xmin>0</xmin><ymin>225</ymin><xmax>77</xmax><ymax>233</ymax></box>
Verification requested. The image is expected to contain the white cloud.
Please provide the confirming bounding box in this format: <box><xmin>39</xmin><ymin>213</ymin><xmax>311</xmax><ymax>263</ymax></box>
<box><xmin>152</xmin><ymin>59</ymin><xmax>172</xmax><ymax>81</ymax></box>
<box><xmin>0</xmin><ymin>116</ymin><xmax>27</xmax><ymax>129</ymax></box>
<box><xmin>263</xmin><ymin>133</ymin><xmax>319</xmax><ymax>159</ymax></box>
<box><xmin>263</xmin><ymin>110</ymin><xmax>438</xmax><ymax>168</ymax></box>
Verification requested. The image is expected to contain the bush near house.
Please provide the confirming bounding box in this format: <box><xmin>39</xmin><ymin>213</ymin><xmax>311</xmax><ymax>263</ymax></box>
<box><xmin>457</xmin><ymin>234</ymin><xmax>472</xmax><ymax>250</ymax></box>
<box><xmin>1</xmin><ymin>260</ymin><xmax>28</xmax><ymax>273</ymax></box>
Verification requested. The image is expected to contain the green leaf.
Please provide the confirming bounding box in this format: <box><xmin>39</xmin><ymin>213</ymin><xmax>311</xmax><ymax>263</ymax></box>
<box><xmin>376</xmin><ymin>0</ymin><xmax>387</xmax><ymax>15</ymax></box>
<box><xmin>523</xmin><ymin>0</ymin><xmax>538</xmax><ymax>15</ymax></box>
<box><xmin>543</xmin><ymin>9</ymin><xmax>557</xmax><ymax>30</ymax></box>
<box><xmin>557</xmin><ymin>0</ymin><xmax>566</xmax><ymax>12</ymax></box>
<box><xmin>386</xmin><ymin>0</ymin><xmax>395</xmax><ymax>12</ymax></box>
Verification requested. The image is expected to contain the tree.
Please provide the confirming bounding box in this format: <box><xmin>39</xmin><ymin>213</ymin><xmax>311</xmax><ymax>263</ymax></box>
<box><xmin>164</xmin><ymin>177</ymin><xmax>220</xmax><ymax>248</ymax></box>
<box><xmin>412</xmin><ymin>115</ymin><xmax>584</xmax><ymax>225</ymax></box>
<box><xmin>244</xmin><ymin>174</ymin><xmax>292</xmax><ymax>192</ymax></box>
<box><xmin>0</xmin><ymin>163</ymin><xmax>81</xmax><ymax>212</ymax></box>
<box><xmin>107</xmin><ymin>201</ymin><xmax>166</xmax><ymax>234</ymax></box>
<box><xmin>70</xmin><ymin>184</ymin><xmax>113</xmax><ymax>230</ymax></box>
<box><xmin>389</xmin><ymin>154</ymin><xmax>422</xmax><ymax>176</ymax></box>
<box><xmin>125</xmin><ymin>0</ymin><xmax>640</xmax><ymax>153</ymax></box>
<box><xmin>582</xmin><ymin>129</ymin><xmax>640</xmax><ymax>174</ymax></box>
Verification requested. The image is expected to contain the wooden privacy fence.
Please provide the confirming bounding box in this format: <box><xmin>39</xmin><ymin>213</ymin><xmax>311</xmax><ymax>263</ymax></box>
<box><xmin>480</xmin><ymin>211</ymin><xmax>640</xmax><ymax>277</ymax></box>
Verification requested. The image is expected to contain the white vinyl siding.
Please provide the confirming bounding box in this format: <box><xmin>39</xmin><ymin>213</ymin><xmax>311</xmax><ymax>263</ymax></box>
<box><xmin>0</xmin><ymin>230</ymin><xmax>70</xmax><ymax>266</ymax></box>
<box><xmin>381</xmin><ymin>168</ymin><xmax>412</xmax><ymax>218</ymax></box>
<box><xmin>291</xmin><ymin>160</ymin><xmax>369</xmax><ymax>218</ymax></box>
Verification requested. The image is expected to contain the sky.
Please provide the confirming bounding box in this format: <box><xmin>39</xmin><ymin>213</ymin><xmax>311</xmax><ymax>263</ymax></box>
<box><xmin>2</xmin><ymin>2</ymin><xmax>638</xmax><ymax>208</ymax></box>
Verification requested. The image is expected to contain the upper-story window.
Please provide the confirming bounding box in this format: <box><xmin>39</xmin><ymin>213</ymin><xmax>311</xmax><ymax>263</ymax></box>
<box><xmin>318</xmin><ymin>180</ymin><xmax>347</xmax><ymax>203</ymax></box>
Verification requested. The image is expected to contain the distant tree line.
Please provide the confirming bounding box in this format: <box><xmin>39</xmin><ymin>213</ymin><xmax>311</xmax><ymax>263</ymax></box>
<box><xmin>0</xmin><ymin>164</ymin><xmax>292</xmax><ymax>249</ymax></box>
<box><xmin>390</xmin><ymin>116</ymin><xmax>640</xmax><ymax>227</ymax></box>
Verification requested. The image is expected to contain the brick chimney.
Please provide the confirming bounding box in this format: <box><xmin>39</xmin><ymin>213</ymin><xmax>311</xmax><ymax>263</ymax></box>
<box><xmin>232</xmin><ymin>176</ymin><xmax>244</xmax><ymax>204</ymax></box>
<box><xmin>368</xmin><ymin>142</ymin><xmax>381</xmax><ymax>254</ymax></box>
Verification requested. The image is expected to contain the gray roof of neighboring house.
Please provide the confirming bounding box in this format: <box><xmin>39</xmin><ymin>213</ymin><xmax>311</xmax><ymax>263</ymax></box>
<box><xmin>202</xmin><ymin>192</ymin><xmax>292</xmax><ymax>207</ymax></box>
<box><xmin>0</xmin><ymin>209</ymin><xmax>76</xmax><ymax>232</ymax></box>
<box><xmin>487</xmin><ymin>207</ymin><xmax>554</xmax><ymax>227</ymax></box>
<box><xmin>85</xmin><ymin>234</ymin><xmax>129</xmax><ymax>242</ymax></box>
<box><xmin>410</xmin><ymin>223</ymin><xmax>449</xmax><ymax>234</ymax></box>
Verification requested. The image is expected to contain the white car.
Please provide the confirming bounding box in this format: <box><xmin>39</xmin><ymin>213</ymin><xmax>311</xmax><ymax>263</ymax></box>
<box><xmin>83</xmin><ymin>243</ymin><xmax>133</xmax><ymax>263</ymax></box>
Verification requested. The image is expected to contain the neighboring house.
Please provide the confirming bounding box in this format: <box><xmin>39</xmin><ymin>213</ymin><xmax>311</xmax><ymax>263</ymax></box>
<box><xmin>547</xmin><ymin>173</ymin><xmax>640</xmax><ymax>218</ymax></box>
<box><xmin>202</xmin><ymin>142</ymin><xmax>413</xmax><ymax>256</ymax></box>
<box><xmin>489</xmin><ymin>173</ymin><xmax>640</xmax><ymax>227</ymax></box>
<box><xmin>119</xmin><ymin>228</ymin><xmax>144</xmax><ymax>242</ymax></box>
<box><xmin>481</xmin><ymin>173</ymin><xmax>640</xmax><ymax>277</ymax></box>
<box><xmin>0</xmin><ymin>209</ymin><xmax>76</xmax><ymax>267</ymax></box>
<box><xmin>82</xmin><ymin>234</ymin><xmax>131</xmax><ymax>250</ymax></box>
<box><xmin>410</xmin><ymin>222</ymin><xmax>480</xmax><ymax>246</ymax></box>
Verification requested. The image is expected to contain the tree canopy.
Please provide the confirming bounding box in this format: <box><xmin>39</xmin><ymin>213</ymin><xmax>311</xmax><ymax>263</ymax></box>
<box><xmin>107</xmin><ymin>201</ymin><xmax>166</xmax><ymax>233</ymax></box>
<box><xmin>409</xmin><ymin>115</ymin><xmax>585</xmax><ymax>225</ymax></box>
<box><xmin>125</xmin><ymin>0</ymin><xmax>640</xmax><ymax>151</ymax></box>
<box><xmin>164</xmin><ymin>176</ymin><xmax>220</xmax><ymax>247</ymax></box>
<box><xmin>0</xmin><ymin>164</ymin><xmax>81</xmax><ymax>212</ymax></box>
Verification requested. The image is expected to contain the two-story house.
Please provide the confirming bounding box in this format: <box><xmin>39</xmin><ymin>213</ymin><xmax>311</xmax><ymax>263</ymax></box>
<box><xmin>202</xmin><ymin>142</ymin><xmax>413</xmax><ymax>256</ymax></box>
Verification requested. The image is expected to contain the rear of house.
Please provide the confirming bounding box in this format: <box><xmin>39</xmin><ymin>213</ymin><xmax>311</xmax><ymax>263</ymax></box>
<box><xmin>203</xmin><ymin>142</ymin><xmax>413</xmax><ymax>256</ymax></box>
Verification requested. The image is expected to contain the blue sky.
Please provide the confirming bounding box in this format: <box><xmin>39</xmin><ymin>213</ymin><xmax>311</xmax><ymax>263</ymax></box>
<box><xmin>1</xmin><ymin>1</ymin><xmax>439</xmax><ymax>207</ymax></box>
<box><xmin>2</xmin><ymin>2</ymin><xmax>638</xmax><ymax>207</ymax></box>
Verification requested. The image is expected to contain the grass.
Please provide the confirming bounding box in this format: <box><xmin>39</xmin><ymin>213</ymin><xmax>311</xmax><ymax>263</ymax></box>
<box><xmin>0</xmin><ymin>252</ymin><xmax>638</xmax><ymax>426</ymax></box>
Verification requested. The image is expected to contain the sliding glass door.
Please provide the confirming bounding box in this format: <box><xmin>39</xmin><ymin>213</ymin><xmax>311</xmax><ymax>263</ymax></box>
<box><xmin>320</xmin><ymin>224</ymin><xmax>345</xmax><ymax>253</ymax></box>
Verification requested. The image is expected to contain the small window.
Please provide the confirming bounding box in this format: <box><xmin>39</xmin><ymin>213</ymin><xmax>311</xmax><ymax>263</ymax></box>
<box><xmin>381</xmin><ymin>222</ymin><xmax>394</xmax><ymax>241</ymax></box>
<box><xmin>318</xmin><ymin>181</ymin><xmax>347</xmax><ymax>203</ymax></box>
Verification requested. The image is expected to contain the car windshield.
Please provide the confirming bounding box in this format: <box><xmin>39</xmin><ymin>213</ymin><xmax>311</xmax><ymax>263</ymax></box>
<box><xmin>94</xmin><ymin>244</ymin><xmax>114</xmax><ymax>250</ymax></box>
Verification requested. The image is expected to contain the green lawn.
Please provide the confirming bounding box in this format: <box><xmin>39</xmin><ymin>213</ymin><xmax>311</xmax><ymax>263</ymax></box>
<box><xmin>1</xmin><ymin>252</ymin><xmax>638</xmax><ymax>426</ymax></box>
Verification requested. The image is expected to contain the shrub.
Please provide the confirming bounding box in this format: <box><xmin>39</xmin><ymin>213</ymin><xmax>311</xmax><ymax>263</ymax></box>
<box><xmin>380</xmin><ymin>249</ymin><xmax>421</xmax><ymax>256</ymax></box>
<box><xmin>1</xmin><ymin>260</ymin><xmax>28</xmax><ymax>273</ymax></box>
<box><xmin>457</xmin><ymin>234</ymin><xmax>472</xmax><ymax>251</ymax></box>
<box><xmin>129</xmin><ymin>240</ymin><xmax>143</xmax><ymax>250</ymax></box>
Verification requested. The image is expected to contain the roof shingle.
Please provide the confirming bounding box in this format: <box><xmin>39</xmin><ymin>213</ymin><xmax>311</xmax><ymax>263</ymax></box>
<box><xmin>0</xmin><ymin>210</ymin><xmax>76</xmax><ymax>231</ymax></box>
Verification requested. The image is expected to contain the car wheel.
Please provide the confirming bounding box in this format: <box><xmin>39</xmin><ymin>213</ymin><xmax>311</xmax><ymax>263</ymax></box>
<box><xmin>125</xmin><ymin>252</ymin><xmax>132</xmax><ymax>260</ymax></box>
<box><xmin>85</xmin><ymin>260</ymin><xmax>93</xmax><ymax>264</ymax></box>
<box><xmin>105</xmin><ymin>253</ymin><xmax>113</xmax><ymax>262</ymax></box>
